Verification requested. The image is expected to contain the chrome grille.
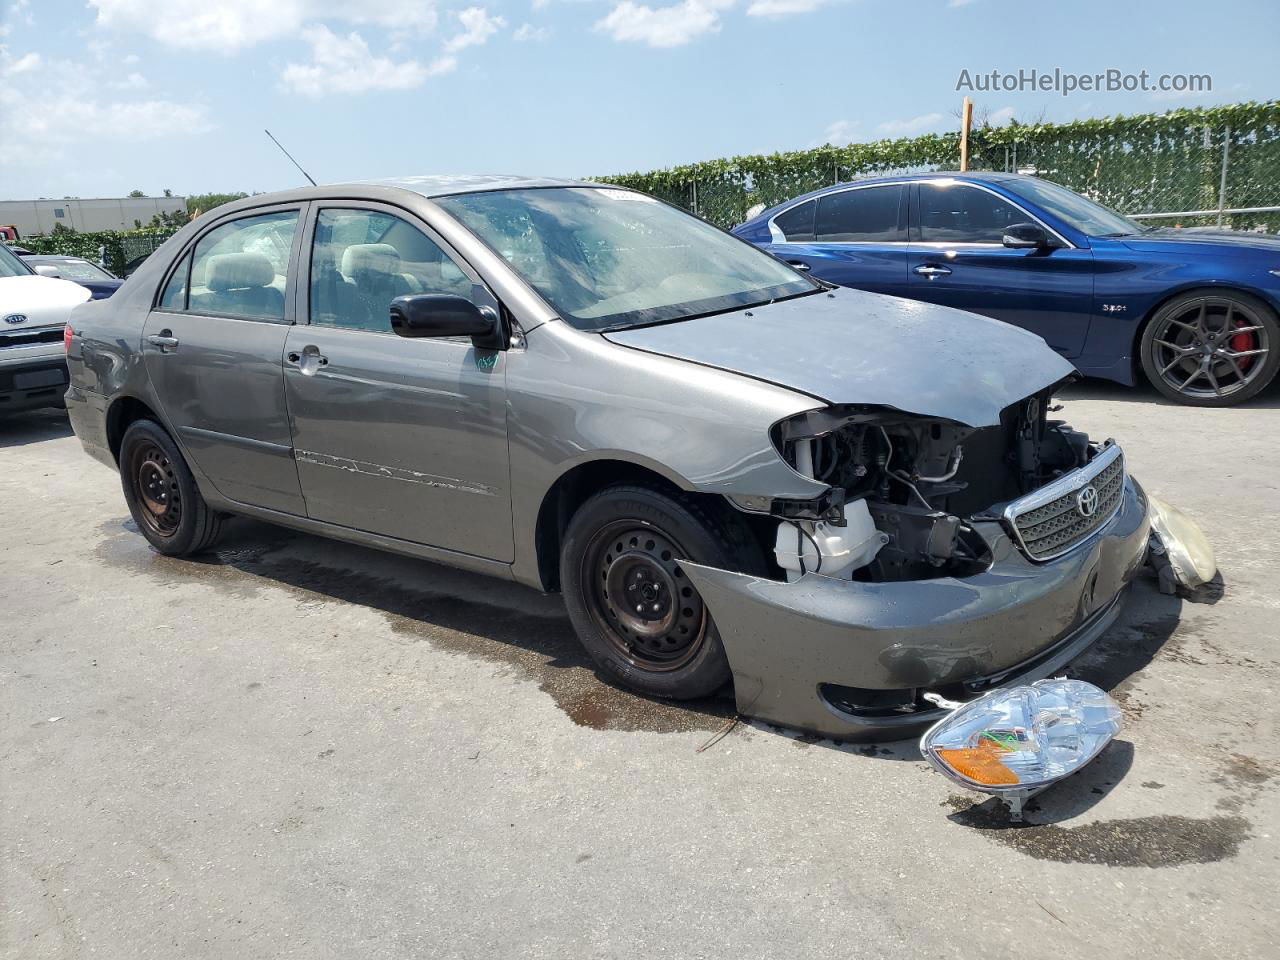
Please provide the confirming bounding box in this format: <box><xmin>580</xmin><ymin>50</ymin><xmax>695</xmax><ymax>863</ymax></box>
<box><xmin>1004</xmin><ymin>444</ymin><xmax>1125</xmax><ymax>562</ymax></box>
<box><xmin>0</xmin><ymin>327</ymin><xmax>63</xmax><ymax>349</ymax></box>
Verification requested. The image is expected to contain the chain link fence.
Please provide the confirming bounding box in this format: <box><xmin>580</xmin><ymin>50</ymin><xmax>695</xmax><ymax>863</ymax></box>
<box><xmin>599</xmin><ymin>102</ymin><xmax>1280</xmax><ymax>232</ymax></box>
<box><xmin>973</xmin><ymin>123</ymin><xmax>1280</xmax><ymax>231</ymax></box>
<box><xmin>17</xmin><ymin>228</ymin><xmax>177</xmax><ymax>276</ymax></box>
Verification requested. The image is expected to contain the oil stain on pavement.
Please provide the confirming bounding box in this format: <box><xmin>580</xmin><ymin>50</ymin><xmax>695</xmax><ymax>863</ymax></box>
<box><xmin>943</xmin><ymin>795</ymin><xmax>1251</xmax><ymax>867</ymax></box>
<box><xmin>95</xmin><ymin>518</ymin><xmax>733</xmax><ymax>735</ymax></box>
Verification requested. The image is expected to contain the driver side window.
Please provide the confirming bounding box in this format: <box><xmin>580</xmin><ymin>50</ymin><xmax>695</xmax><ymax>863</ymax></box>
<box><xmin>917</xmin><ymin>184</ymin><xmax>1026</xmax><ymax>244</ymax></box>
<box><xmin>310</xmin><ymin>208</ymin><xmax>475</xmax><ymax>333</ymax></box>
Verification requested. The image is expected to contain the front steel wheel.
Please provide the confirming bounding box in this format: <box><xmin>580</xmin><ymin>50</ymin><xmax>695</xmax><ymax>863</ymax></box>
<box><xmin>560</xmin><ymin>484</ymin><xmax>761</xmax><ymax>700</ymax></box>
<box><xmin>1141</xmin><ymin>291</ymin><xmax>1280</xmax><ymax>406</ymax></box>
<box><xmin>585</xmin><ymin>520</ymin><xmax>708</xmax><ymax>673</ymax></box>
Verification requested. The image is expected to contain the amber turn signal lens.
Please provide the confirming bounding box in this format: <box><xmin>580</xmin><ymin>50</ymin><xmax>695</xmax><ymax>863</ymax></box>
<box><xmin>936</xmin><ymin>738</ymin><xmax>1020</xmax><ymax>786</ymax></box>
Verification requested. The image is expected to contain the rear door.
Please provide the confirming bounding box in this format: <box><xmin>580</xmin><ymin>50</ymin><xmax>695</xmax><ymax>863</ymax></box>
<box><xmin>764</xmin><ymin>184</ymin><xmax>909</xmax><ymax>295</ymax></box>
<box><xmin>282</xmin><ymin>202</ymin><xmax>514</xmax><ymax>561</ymax></box>
<box><xmin>905</xmin><ymin>181</ymin><xmax>1095</xmax><ymax>357</ymax></box>
<box><xmin>141</xmin><ymin>206</ymin><xmax>306</xmax><ymax>514</ymax></box>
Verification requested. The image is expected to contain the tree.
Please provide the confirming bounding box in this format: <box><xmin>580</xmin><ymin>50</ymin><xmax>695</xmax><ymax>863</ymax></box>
<box><xmin>128</xmin><ymin>189</ymin><xmax>146</xmax><ymax>198</ymax></box>
<box><xmin>147</xmin><ymin>208</ymin><xmax>190</xmax><ymax>230</ymax></box>
<box><xmin>163</xmin><ymin>188</ymin><xmax>173</xmax><ymax>198</ymax></box>
<box><xmin>185</xmin><ymin>192</ymin><xmax>250</xmax><ymax>216</ymax></box>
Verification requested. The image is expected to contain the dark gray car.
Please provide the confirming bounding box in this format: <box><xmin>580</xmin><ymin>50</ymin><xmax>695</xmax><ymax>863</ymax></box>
<box><xmin>66</xmin><ymin>175</ymin><xmax>1158</xmax><ymax>740</ymax></box>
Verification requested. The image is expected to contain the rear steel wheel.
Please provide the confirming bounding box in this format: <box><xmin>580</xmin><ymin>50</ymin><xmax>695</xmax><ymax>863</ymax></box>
<box><xmin>119</xmin><ymin>419</ymin><xmax>224</xmax><ymax>556</ymax></box>
<box><xmin>128</xmin><ymin>440</ymin><xmax>183</xmax><ymax>539</ymax></box>
<box><xmin>1141</xmin><ymin>292</ymin><xmax>1280</xmax><ymax>406</ymax></box>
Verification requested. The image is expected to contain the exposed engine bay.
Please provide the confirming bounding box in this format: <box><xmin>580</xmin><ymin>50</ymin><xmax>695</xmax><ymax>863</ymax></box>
<box><xmin>761</xmin><ymin>387</ymin><xmax>1101</xmax><ymax>582</ymax></box>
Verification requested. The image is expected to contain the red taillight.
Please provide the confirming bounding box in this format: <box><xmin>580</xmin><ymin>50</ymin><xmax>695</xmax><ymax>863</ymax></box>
<box><xmin>64</xmin><ymin>324</ymin><xmax>73</xmax><ymax>354</ymax></box>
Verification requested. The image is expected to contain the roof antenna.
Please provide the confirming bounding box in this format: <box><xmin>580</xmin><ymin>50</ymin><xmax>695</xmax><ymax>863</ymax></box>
<box><xmin>264</xmin><ymin>129</ymin><xmax>317</xmax><ymax>186</ymax></box>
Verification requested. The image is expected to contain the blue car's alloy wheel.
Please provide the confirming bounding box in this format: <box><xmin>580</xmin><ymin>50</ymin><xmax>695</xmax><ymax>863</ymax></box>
<box><xmin>1141</xmin><ymin>291</ymin><xmax>1280</xmax><ymax>407</ymax></box>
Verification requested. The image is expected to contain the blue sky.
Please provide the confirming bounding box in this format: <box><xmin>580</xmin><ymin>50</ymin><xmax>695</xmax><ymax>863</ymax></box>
<box><xmin>0</xmin><ymin>0</ymin><xmax>1273</xmax><ymax>200</ymax></box>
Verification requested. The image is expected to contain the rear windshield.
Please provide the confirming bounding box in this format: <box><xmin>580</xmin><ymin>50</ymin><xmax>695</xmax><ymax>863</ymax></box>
<box><xmin>0</xmin><ymin>244</ymin><xmax>32</xmax><ymax>278</ymax></box>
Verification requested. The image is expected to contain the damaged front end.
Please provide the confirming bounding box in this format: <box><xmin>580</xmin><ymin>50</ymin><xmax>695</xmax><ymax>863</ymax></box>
<box><xmin>686</xmin><ymin>386</ymin><xmax>1166</xmax><ymax>741</ymax></box>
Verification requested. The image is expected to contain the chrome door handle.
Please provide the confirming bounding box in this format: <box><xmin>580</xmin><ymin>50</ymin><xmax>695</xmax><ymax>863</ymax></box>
<box><xmin>147</xmin><ymin>333</ymin><xmax>179</xmax><ymax>350</ymax></box>
<box><xmin>291</xmin><ymin>345</ymin><xmax>329</xmax><ymax>375</ymax></box>
<box><xmin>786</xmin><ymin>260</ymin><xmax>811</xmax><ymax>272</ymax></box>
<box><xmin>913</xmin><ymin>264</ymin><xmax>952</xmax><ymax>279</ymax></box>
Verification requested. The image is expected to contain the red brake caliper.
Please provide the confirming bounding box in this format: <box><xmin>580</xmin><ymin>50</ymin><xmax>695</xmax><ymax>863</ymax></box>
<box><xmin>1231</xmin><ymin>319</ymin><xmax>1256</xmax><ymax>371</ymax></box>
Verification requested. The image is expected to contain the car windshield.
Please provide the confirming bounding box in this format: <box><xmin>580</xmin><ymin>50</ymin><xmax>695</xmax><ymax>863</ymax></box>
<box><xmin>436</xmin><ymin>187</ymin><xmax>818</xmax><ymax>331</ymax></box>
<box><xmin>0</xmin><ymin>244</ymin><xmax>33</xmax><ymax>278</ymax></box>
<box><xmin>1006</xmin><ymin>177</ymin><xmax>1146</xmax><ymax>237</ymax></box>
<box><xmin>43</xmin><ymin>259</ymin><xmax>113</xmax><ymax>280</ymax></box>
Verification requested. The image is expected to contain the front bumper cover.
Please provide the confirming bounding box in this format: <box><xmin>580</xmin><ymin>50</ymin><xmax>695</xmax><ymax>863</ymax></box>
<box><xmin>681</xmin><ymin>477</ymin><xmax>1152</xmax><ymax>741</ymax></box>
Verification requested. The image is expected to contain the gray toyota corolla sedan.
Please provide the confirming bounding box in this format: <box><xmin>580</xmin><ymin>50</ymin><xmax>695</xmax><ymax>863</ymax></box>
<box><xmin>65</xmin><ymin>175</ymin><xmax>1199</xmax><ymax>741</ymax></box>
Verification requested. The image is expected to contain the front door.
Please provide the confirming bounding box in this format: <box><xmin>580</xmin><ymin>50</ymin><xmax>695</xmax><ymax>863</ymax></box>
<box><xmin>283</xmin><ymin>204</ymin><xmax>514</xmax><ymax>561</ymax></box>
<box><xmin>141</xmin><ymin>206</ymin><xmax>306</xmax><ymax>514</ymax></box>
<box><xmin>906</xmin><ymin>181</ymin><xmax>1095</xmax><ymax>357</ymax></box>
<box><xmin>765</xmin><ymin>184</ymin><xmax>909</xmax><ymax>295</ymax></box>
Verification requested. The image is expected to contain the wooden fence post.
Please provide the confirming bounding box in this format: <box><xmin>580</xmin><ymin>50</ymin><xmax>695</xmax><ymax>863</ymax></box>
<box><xmin>960</xmin><ymin>97</ymin><xmax>973</xmax><ymax>171</ymax></box>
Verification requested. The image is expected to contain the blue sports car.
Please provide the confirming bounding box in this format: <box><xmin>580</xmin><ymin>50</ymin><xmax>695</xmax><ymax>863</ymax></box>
<box><xmin>732</xmin><ymin>173</ymin><xmax>1280</xmax><ymax>406</ymax></box>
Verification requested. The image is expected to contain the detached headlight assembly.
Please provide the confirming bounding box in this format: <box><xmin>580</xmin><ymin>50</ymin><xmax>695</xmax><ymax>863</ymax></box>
<box><xmin>921</xmin><ymin>679</ymin><xmax>1121</xmax><ymax>819</ymax></box>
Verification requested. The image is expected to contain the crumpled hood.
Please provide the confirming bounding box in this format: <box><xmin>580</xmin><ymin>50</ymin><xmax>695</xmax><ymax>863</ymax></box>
<box><xmin>0</xmin><ymin>274</ymin><xmax>91</xmax><ymax>328</ymax></box>
<box><xmin>603</xmin><ymin>287</ymin><xmax>1076</xmax><ymax>427</ymax></box>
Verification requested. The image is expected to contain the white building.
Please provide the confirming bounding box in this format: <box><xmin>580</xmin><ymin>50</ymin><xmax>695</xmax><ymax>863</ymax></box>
<box><xmin>0</xmin><ymin>196</ymin><xmax>187</xmax><ymax>237</ymax></box>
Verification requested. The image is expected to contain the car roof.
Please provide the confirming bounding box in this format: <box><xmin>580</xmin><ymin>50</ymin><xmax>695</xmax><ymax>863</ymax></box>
<box><xmin>352</xmin><ymin>174</ymin><xmax>598</xmax><ymax>197</ymax></box>
<box><xmin>200</xmin><ymin>175</ymin><xmax>611</xmax><ymax>221</ymax></box>
<box><xmin>25</xmin><ymin>254</ymin><xmax>90</xmax><ymax>262</ymax></box>
<box><xmin>747</xmin><ymin>170</ymin><xmax>1027</xmax><ymax>223</ymax></box>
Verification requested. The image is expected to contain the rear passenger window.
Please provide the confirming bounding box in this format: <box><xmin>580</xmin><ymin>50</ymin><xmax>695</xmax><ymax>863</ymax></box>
<box><xmin>773</xmin><ymin>201</ymin><xmax>815</xmax><ymax>242</ymax></box>
<box><xmin>310</xmin><ymin>208</ymin><xmax>475</xmax><ymax>333</ymax></box>
<box><xmin>158</xmin><ymin>253</ymin><xmax>189</xmax><ymax>310</ymax></box>
<box><xmin>814</xmin><ymin>186</ymin><xmax>904</xmax><ymax>242</ymax></box>
<box><xmin>187</xmin><ymin>211</ymin><xmax>299</xmax><ymax>320</ymax></box>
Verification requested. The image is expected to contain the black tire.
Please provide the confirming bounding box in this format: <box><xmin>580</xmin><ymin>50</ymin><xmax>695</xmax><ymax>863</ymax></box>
<box><xmin>560</xmin><ymin>484</ymin><xmax>763</xmax><ymax>700</ymax></box>
<box><xmin>119</xmin><ymin>419</ymin><xmax>224</xmax><ymax>556</ymax></box>
<box><xmin>1139</xmin><ymin>289</ymin><xmax>1280</xmax><ymax>407</ymax></box>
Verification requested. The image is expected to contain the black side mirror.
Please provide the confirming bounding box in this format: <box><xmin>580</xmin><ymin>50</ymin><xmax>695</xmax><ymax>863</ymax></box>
<box><xmin>389</xmin><ymin>294</ymin><xmax>504</xmax><ymax>350</ymax></box>
<box><xmin>1002</xmin><ymin>222</ymin><xmax>1059</xmax><ymax>249</ymax></box>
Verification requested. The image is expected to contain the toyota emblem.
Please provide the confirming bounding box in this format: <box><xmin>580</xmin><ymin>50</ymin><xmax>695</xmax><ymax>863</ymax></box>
<box><xmin>3</xmin><ymin>313</ymin><xmax>26</xmax><ymax>325</ymax></box>
<box><xmin>1076</xmin><ymin>485</ymin><xmax>1100</xmax><ymax>518</ymax></box>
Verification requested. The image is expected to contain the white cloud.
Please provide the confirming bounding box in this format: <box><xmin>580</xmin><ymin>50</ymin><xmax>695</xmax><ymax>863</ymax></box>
<box><xmin>948</xmin><ymin>0</ymin><xmax>977</xmax><ymax>7</ymax></box>
<box><xmin>88</xmin><ymin>0</ymin><xmax>441</xmax><ymax>54</ymax></box>
<box><xmin>988</xmin><ymin>105</ymin><xmax>1015</xmax><ymax>125</ymax></box>
<box><xmin>443</xmin><ymin>7</ymin><xmax>505</xmax><ymax>53</ymax></box>
<box><xmin>280</xmin><ymin>25</ymin><xmax>452</xmax><ymax>97</ymax></box>
<box><xmin>514</xmin><ymin>23</ymin><xmax>551</xmax><ymax>42</ymax></box>
<box><xmin>811</xmin><ymin>119</ymin><xmax>858</xmax><ymax>147</ymax></box>
<box><xmin>1</xmin><ymin>90</ymin><xmax>212</xmax><ymax>149</ymax></box>
<box><xmin>595</xmin><ymin>0</ymin><xmax>734</xmax><ymax>48</ymax></box>
<box><xmin>111</xmin><ymin>71</ymin><xmax>148</xmax><ymax>90</ymax></box>
<box><xmin>2</xmin><ymin>51</ymin><xmax>40</xmax><ymax>76</ymax></box>
<box><xmin>878</xmin><ymin>111</ymin><xmax>948</xmax><ymax>135</ymax></box>
<box><xmin>746</xmin><ymin>0</ymin><xmax>826</xmax><ymax>16</ymax></box>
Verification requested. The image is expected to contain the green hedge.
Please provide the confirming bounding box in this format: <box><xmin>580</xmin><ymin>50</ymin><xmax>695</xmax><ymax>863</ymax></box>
<box><xmin>18</xmin><ymin>229</ymin><xmax>178</xmax><ymax>276</ymax></box>
<box><xmin>595</xmin><ymin>101</ymin><xmax>1280</xmax><ymax>229</ymax></box>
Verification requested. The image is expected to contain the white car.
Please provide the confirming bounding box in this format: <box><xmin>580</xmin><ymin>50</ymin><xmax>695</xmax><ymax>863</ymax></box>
<box><xmin>1</xmin><ymin>243</ymin><xmax>90</xmax><ymax>415</ymax></box>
